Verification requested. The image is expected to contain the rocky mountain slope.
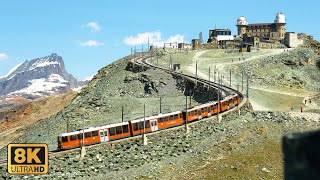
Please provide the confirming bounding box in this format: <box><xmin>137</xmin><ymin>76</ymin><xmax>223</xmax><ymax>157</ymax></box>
<box><xmin>0</xmin><ymin>91</ymin><xmax>78</xmax><ymax>150</ymax></box>
<box><xmin>1</xmin><ymin>47</ymin><xmax>320</xmax><ymax>179</ymax></box>
<box><xmin>0</xmin><ymin>53</ymin><xmax>88</xmax><ymax>108</ymax></box>
<box><xmin>0</xmin><ymin>54</ymin><xmax>194</xmax><ymax>155</ymax></box>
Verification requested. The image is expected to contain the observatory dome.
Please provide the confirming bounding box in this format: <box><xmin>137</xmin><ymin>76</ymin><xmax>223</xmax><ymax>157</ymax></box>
<box><xmin>237</xmin><ymin>16</ymin><xmax>248</xmax><ymax>25</ymax></box>
<box><xmin>274</xmin><ymin>12</ymin><xmax>286</xmax><ymax>23</ymax></box>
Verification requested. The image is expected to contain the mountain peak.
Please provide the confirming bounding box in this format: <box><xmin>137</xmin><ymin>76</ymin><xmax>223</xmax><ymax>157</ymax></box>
<box><xmin>0</xmin><ymin>53</ymin><xmax>87</xmax><ymax>103</ymax></box>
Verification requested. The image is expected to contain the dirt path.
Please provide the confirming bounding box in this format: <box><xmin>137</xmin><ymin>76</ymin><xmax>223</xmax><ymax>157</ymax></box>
<box><xmin>186</xmin><ymin>49</ymin><xmax>315</xmax><ymax>111</ymax></box>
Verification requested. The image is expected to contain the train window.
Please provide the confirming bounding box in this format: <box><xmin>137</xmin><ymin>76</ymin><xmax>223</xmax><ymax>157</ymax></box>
<box><xmin>169</xmin><ymin>116</ymin><xmax>173</xmax><ymax>120</ymax></box>
<box><xmin>198</xmin><ymin>110</ymin><xmax>201</xmax><ymax>115</ymax></box>
<box><xmin>204</xmin><ymin>107</ymin><xmax>207</xmax><ymax>112</ymax></box>
<box><xmin>180</xmin><ymin>113</ymin><xmax>182</xmax><ymax>118</ymax></box>
<box><xmin>78</xmin><ymin>133</ymin><xmax>83</xmax><ymax>139</ymax></box>
<box><xmin>133</xmin><ymin>123</ymin><xmax>138</xmax><ymax>131</ymax></box>
<box><xmin>116</xmin><ymin>126</ymin><xmax>122</xmax><ymax>134</ymax></box>
<box><xmin>201</xmin><ymin>108</ymin><xmax>204</xmax><ymax>113</ymax></box>
<box><xmin>158</xmin><ymin>118</ymin><xmax>163</xmax><ymax>123</ymax></box>
<box><xmin>188</xmin><ymin>112</ymin><xmax>190</xmax><ymax>116</ymax></box>
<box><xmin>85</xmin><ymin>132</ymin><xmax>91</xmax><ymax>138</ymax></box>
<box><xmin>62</xmin><ymin>136</ymin><xmax>68</xmax><ymax>142</ymax></box>
<box><xmin>191</xmin><ymin>111</ymin><xmax>194</xmax><ymax>116</ymax></box>
<box><xmin>174</xmin><ymin>114</ymin><xmax>178</xmax><ymax>119</ymax></box>
<box><xmin>70</xmin><ymin>135</ymin><xmax>77</xmax><ymax>141</ymax></box>
<box><xmin>207</xmin><ymin>107</ymin><xmax>210</xmax><ymax>113</ymax></box>
<box><xmin>123</xmin><ymin>125</ymin><xmax>129</xmax><ymax>133</ymax></box>
<box><xmin>109</xmin><ymin>127</ymin><xmax>116</xmax><ymax>136</ymax></box>
<box><xmin>92</xmin><ymin>131</ymin><xmax>99</xmax><ymax>137</ymax></box>
<box><xmin>139</xmin><ymin>122</ymin><xmax>144</xmax><ymax>129</ymax></box>
<box><xmin>145</xmin><ymin>121</ymin><xmax>150</xmax><ymax>128</ymax></box>
<box><xmin>164</xmin><ymin>117</ymin><xmax>168</xmax><ymax>122</ymax></box>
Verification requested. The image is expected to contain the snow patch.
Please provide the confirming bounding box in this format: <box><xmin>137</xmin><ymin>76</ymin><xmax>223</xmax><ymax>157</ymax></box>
<box><xmin>10</xmin><ymin>78</ymin><xmax>68</xmax><ymax>95</ymax></box>
<box><xmin>0</xmin><ymin>62</ymin><xmax>23</xmax><ymax>79</ymax></box>
<box><xmin>29</xmin><ymin>57</ymin><xmax>60</xmax><ymax>70</ymax></box>
<box><xmin>48</xmin><ymin>74</ymin><xmax>68</xmax><ymax>83</ymax></box>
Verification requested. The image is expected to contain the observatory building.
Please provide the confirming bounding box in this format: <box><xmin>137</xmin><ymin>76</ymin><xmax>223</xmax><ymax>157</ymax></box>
<box><xmin>237</xmin><ymin>13</ymin><xmax>286</xmax><ymax>41</ymax></box>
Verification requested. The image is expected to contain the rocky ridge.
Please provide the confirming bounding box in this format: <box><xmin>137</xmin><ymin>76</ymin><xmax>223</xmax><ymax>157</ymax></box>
<box><xmin>0</xmin><ymin>53</ymin><xmax>87</xmax><ymax>108</ymax></box>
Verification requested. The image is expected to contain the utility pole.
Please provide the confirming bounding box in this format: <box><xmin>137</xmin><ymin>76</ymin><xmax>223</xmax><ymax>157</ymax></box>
<box><xmin>214</xmin><ymin>66</ymin><xmax>216</xmax><ymax>83</ymax></box>
<box><xmin>131</xmin><ymin>47</ymin><xmax>132</xmax><ymax>56</ymax></box>
<box><xmin>196</xmin><ymin>61</ymin><xmax>198</xmax><ymax>79</ymax></box>
<box><xmin>134</xmin><ymin>46</ymin><xmax>136</xmax><ymax>60</ymax></box>
<box><xmin>67</xmin><ymin>118</ymin><xmax>69</xmax><ymax>132</ymax></box>
<box><xmin>247</xmin><ymin>75</ymin><xmax>249</xmax><ymax>98</ymax></box>
<box><xmin>160</xmin><ymin>97</ymin><xmax>162</xmax><ymax>113</ymax></box>
<box><xmin>217</xmin><ymin>77</ymin><xmax>221</xmax><ymax>123</ymax></box>
<box><xmin>229</xmin><ymin>69</ymin><xmax>232</xmax><ymax>87</ymax></box>
<box><xmin>82</xmin><ymin>114</ymin><xmax>85</xmax><ymax>147</ymax></box>
<box><xmin>242</xmin><ymin>71</ymin><xmax>244</xmax><ymax>92</ymax></box>
<box><xmin>80</xmin><ymin>114</ymin><xmax>86</xmax><ymax>159</ymax></box>
<box><xmin>170</xmin><ymin>54</ymin><xmax>172</xmax><ymax>70</ymax></box>
<box><xmin>208</xmin><ymin>67</ymin><xmax>211</xmax><ymax>101</ymax></box>
<box><xmin>148</xmin><ymin>37</ymin><xmax>149</xmax><ymax>51</ymax></box>
<box><xmin>143</xmin><ymin>103</ymin><xmax>147</xmax><ymax>145</ymax></box>
<box><xmin>185</xmin><ymin>94</ymin><xmax>189</xmax><ymax>133</ymax></box>
<box><xmin>122</xmin><ymin>105</ymin><xmax>124</xmax><ymax>122</ymax></box>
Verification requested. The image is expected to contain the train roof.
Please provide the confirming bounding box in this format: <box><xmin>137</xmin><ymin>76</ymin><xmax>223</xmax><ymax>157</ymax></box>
<box><xmin>130</xmin><ymin>111</ymin><xmax>182</xmax><ymax>123</ymax></box>
<box><xmin>182</xmin><ymin>101</ymin><xmax>217</xmax><ymax>112</ymax></box>
<box><xmin>220</xmin><ymin>94</ymin><xmax>238</xmax><ymax>102</ymax></box>
<box><xmin>58</xmin><ymin>121</ymin><xmax>129</xmax><ymax>137</ymax></box>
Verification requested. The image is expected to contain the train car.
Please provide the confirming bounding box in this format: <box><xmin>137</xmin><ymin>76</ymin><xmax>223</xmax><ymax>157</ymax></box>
<box><xmin>58</xmin><ymin>127</ymin><xmax>101</xmax><ymax>150</ymax></box>
<box><xmin>219</xmin><ymin>94</ymin><xmax>239</xmax><ymax>112</ymax></box>
<box><xmin>182</xmin><ymin>102</ymin><xmax>214</xmax><ymax>122</ymax></box>
<box><xmin>99</xmin><ymin>122</ymin><xmax>131</xmax><ymax>142</ymax></box>
<box><xmin>129</xmin><ymin>116</ymin><xmax>159</xmax><ymax>136</ymax></box>
<box><xmin>58</xmin><ymin>122</ymin><xmax>131</xmax><ymax>150</ymax></box>
<box><xmin>208</xmin><ymin>101</ymin><xmax>219</xmax><ymax>116</ymax></box>
<box><xmin>157</xmin><ymin>111</ymin><xmax>184</xmax><ymax>130</ymax></box>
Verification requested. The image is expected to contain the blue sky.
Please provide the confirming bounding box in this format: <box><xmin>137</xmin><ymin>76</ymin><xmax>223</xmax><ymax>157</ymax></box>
<box><xmin>0</xmin><ymin>0</ymin><xmax>319</xmax><ymax>80</ymax></box>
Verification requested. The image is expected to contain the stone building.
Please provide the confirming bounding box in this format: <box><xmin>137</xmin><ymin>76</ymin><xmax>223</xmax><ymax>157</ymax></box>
<box><xmin>285</xmin><ymin>32</ymin><xmax>303</xmax><ymax>48</ymax></box>
<box><xmin>237</xmin><ymin>13</ymin><xmax>286</xmax><ymax>42</ymax></box>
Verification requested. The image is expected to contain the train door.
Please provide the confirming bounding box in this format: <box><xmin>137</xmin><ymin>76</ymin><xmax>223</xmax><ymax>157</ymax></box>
<box><xmin>100</xmin><ymin>129</ymin><xmax>109</xmax><ymax>143</ymax></box>
<box><xmin>150</xmin><ymin>119</ymin><xmax>158</xmax><ymax>132</ymax></box>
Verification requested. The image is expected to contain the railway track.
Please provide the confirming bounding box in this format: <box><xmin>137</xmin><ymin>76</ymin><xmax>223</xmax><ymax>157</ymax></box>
<box><xmin>0</xmin><ymin>54</ymin><xmax>245</xmax><ymax>166</ymax></box>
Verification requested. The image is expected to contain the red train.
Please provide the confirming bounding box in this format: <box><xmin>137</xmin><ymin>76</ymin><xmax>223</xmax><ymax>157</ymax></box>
<box><xmin>58</xmin><ymin>94</ymin><xmax>240</xmax><ymax>150</ymax></box>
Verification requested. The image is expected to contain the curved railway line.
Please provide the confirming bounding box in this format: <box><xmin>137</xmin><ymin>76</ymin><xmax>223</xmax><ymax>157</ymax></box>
<box><xmin>0</xmin><ymin>54</ymin><xmax>246</xmax><ymax>166</ymax></box>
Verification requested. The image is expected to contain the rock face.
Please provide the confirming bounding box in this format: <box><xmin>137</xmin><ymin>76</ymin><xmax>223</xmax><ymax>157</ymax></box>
<box><xmin>0</xmin><ymin>53</ymin><xmax>85</xmax><ymax>97</ymax></box>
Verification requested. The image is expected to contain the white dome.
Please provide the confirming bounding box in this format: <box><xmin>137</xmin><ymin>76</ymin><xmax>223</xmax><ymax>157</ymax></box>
<box><xmin>237</xmin><ymin>16</ymin><xmax>248</xmax><ymax>25</ymax></box>
<box><xmin>274</xmin><ymin>12</ymin><xmax>286</xmax><ymax>23</ymax></box>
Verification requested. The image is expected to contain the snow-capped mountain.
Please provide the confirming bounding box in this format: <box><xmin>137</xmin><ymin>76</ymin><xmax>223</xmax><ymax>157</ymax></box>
<box><xmin>0</xmin><ymin>53</ymin><xmax>87</xmax><ymax>104</ymax></box>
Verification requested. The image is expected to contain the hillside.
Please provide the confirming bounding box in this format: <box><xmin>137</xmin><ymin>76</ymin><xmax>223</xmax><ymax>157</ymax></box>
<box><xmin>0</xmin><ymin>91</ymin><xmax>78</xmax><ymax>150</ymax></box>
<box><xmin>1</xmin><ymin>47</ymin><xmax>320</xmax><ymax>179</ymax></box>
<box><xmin>0</xmin><ymin>54</ymin><xmax>198</xmax><ymax>157</ymax></box>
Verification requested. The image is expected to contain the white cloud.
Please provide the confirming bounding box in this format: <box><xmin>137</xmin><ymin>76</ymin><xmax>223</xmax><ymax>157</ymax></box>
<box><xmin>123</xmin><ymin>31</ymin><xmax>185</xmax><ymax>47</ymax></box>
<box><xmin>82</xmin><ymin>21</ymin><xmax>100</xmax><ymax>32</ymax></box>
<box><xmin>80</xmin><ymin>40</ymin><xmax>104</xmax><ymax>47</ymax></box>
<box><xmin>0</xmin><ymin>53</ymin><xmax>8</xmax><ymax>61</ymax></box>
